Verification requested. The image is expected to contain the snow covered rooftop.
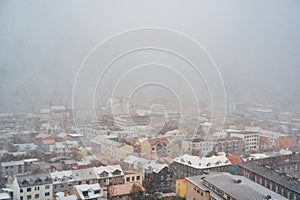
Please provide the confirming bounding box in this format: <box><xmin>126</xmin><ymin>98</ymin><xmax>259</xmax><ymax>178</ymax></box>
<box><xmin>173</xmin><ymin>152</ymin><xmax>231</xmax><ymax>169</ymax></box>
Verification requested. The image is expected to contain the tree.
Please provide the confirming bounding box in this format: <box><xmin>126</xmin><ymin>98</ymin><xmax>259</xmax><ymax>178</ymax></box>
<box><xmin>275</xmin><ymin>136</ymin><xmax>294</xmax><ymax>149</ymax></box>
<box><xmin>130</xmin><ymin>183</ymin><xmax>145</xmax><ymax>200</ymax></box>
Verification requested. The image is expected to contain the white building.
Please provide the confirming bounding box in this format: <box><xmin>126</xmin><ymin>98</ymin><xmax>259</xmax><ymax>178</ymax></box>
<box><xmin>230</xmin><ymin>130</ymin><xmax>259</xmax><ymax>152</ymax></box>
<box><xmin>72</xmin><ymin>184</ymin><xmax>104</xmax><ymax>200</ymax></box>
<box><xmin>173</xmin><ymin>152</ymin><xmax>231</xmax><ymax>170</ymax></box>
<box><xmin>93</xmin><ymin>165</ymin><xmax>124</xmax><ymax>190</ymax></box>
<box><xmin>182</xmin><ymin>138</ymin><xmax>214</xmax><ymax>153</ymax></box>
<box><xmin>13</xmin><ymin>173</ymin><xmax>53</xmax><ymax>200</ymax></box>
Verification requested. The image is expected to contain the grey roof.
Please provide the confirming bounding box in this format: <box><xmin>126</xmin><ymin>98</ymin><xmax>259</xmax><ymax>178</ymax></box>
<box><xmin>71</xmin><ymin>168</ymin><xmax>97</xmax><ymax>181</ymax></box>
<box><xmin>187</xmin><ymin>173</ymin><xmax>288</xmax><ymax>200</ymax></box>
<box><xmin>239</xmin><ymin>161</ymin><xmax>300</xmax><ymax>194</ymax></box>
<box><xmin>186</xmin><ymin>175</ymin><xmax>223</xmax><ymax>200</ymax></box>
<box><xmin>1</xmin><ymin>160</ymin><xmax>24</xmax><ymax>167</ymax></box>
<box><xmin>16</xmin><ymin>173</ymin><xmax>52</xmax><ymax>187</ymax></box>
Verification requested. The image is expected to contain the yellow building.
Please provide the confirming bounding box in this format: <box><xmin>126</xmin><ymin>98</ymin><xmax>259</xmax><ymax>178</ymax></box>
<box><xmin>176</xmin><ymin>179</ymin><xmax>187</xmax><ymax>198</ymax></box>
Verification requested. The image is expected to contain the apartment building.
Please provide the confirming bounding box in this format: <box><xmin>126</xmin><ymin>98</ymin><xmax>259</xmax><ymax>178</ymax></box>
<box><xmin>185</xmin><ymin>173</ymin><xmax>287</xmax><ymax>200</ymax></box>
<box><xmin>230</xmin><ymin>130</ymin><xmax>259</xmax><ymax>152</ymax></box>
<box><xmin>13</xmin><ymin>173</ymin><xmax>53</xmax><ymax>200</ymax></box>
<box><xmin>170</xmin><ymin>153</ymin><xmax>231</xmax><ymax>183</ymax></box>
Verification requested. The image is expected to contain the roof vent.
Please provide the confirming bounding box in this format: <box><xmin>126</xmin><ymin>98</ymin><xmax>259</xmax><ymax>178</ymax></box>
<box><xmin>234</xmin><ymin>179</ymin><xmax>242</xmax><ymax>184</ymax></box>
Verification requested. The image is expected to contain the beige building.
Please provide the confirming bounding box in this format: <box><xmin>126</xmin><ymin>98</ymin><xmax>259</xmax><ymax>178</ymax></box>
<box><xmin>123</xmin><ymin>171</ymin><xmax>143</xmax><ymax>185</ymax></box>
<box><xmin>141</xmin><ymin>137</ymin><xmax>170</xmax><ymax>156</ymax></box>
<box><xmin>91</xmin><ymin>137</ymin><xmax>134</xmax><ymax>161</ymax></box>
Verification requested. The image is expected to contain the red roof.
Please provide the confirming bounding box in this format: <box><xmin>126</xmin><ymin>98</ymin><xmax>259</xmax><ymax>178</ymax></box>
<box><xmin>35</xmin><ymin>134</ymin><xmax>51</xmax><ymax>139</ymax></box>
<box><xmin>226</xmin><ymin>155</ymin><xmax>243</xmax><ymax>166</ymax></box>
<box><xmin>43</xmin><ymin>139</ymin><xmax>55</xmax><ymax>145</ymax></box>
<box><xmin>110</xmin><ymin>183</ymin><xmax>145</xmax><ymax>197</ymax></box>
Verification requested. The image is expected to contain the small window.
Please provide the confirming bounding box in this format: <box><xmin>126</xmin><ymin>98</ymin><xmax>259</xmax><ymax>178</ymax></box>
<box><xmin>27</xmin><ymin>195</ymin><xmax>32</xmax><ymax>200</ymax></box>
<box><xmin>20</xmin><ymin>189</ymin><xmax>23</xmax><ymax>193</ymax></box>
<box><xmin>45</xmin><ymin>192</ymin><xmax>50</xmax><ymax>196</ymax></box>
<box><xmin>27</xmin><ymin>187</ymin><xmax>31</xmax><ymax>192</ymax></box>
<box><xmin>137</xmin><ymin>176</ymin><xmax>140</xmax><ymax>181</ymax></box>
<box><xmin>132</xmin><ymin>177</ymin><xmax>135</xmax><ymax>181</ymax></box>
<box><xmin>45</xmin><ymin>185</ymin><xmax>50</xmax><ymax>190</ymax></box>
<box><xmin>35</xmin><ymin>194</ymin><xmax>39</xmax><ymax>199</ymax></box>
<box><xmin>126</xmin><ymin>177</ymin><xmax>130</xmax><ymax>182</ymax></box>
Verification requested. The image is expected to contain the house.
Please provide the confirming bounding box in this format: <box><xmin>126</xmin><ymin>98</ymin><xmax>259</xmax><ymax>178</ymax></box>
<box><xmin>13</xmin><ymin>173</ymin><xmax>53</xmax><ymax>200</ymax></box>
<box><xmin>141</xmin><ymin>137</ymin><xmax>170</xmax><ymax>156</ymax></box>
<box><xmin>93</xmin><ymin>165</ymin><xmax>124</xmax><ymax>192</ymax></box>
<box><xmin>0</xmin><ymin>160</ymin><xmax>24</xmax><ymax>178</ymax></box>
<box><xmin>91</xmin><ymin>137</ymin><xmax>134</xmax><ymax>161</ymax></box>
<box><xmin>12</xmin><ymin>143</ymin><xmax>38</xmax><ymax>152</ymax></box>
<box><xmin>0</xmin><ymin>159</ymin><xmax>38</xmax><ymax>178</ymax></box>
<box><xmin>123</xmin><ymin>155</ymin><xmax>150</xmax><ymax>170</ymax></box>
<box><xmin>50</xmin><ymin>170</ymin><xmax>74</xmax><ymax>195</ymax></box>
<box><xmin>143</xmin><ymin>162</ymin><xmax>173</xmax><ymax>193</ymax></box>
<box><xmin>71</xmin><ymin>184</ymin><xmax>105</xmax><ymax>200</ymax></box>
<box><xmin>123</xmin><ymin>171</ymin><xmax>143</xmax><ymax>186</ymax></box>
<box><xmin>53</xmin><ymin>142</ymin><xmax>68</xmax><ymax>154</ymax></box>
<box><xmin>185</xmin><ymin>173</ymin><xmax>288</xmax><ymax>200</ymax></box>
<box><xmin>182</xmin><ymin>138</ymin><xmax>215</xmax><ymax>155</ymax></box>
<box><xmin>175</xmin><ymin>179</ymin><xmax>187</xmax><ymax>199</ymax></box>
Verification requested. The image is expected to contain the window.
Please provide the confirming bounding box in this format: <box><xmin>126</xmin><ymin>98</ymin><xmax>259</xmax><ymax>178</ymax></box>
<box><xmin>27</xmin><ymin>187</ymin><xmax>31</xmax><ymax>192</ymax></box>
<box><xmin>132</xmin><ymin>177</ymin><xmax>135</xmax><ymax>181</ymax></box>
<box><xmin>20</xmin><ymin>197</ymin><xmax>23</xmax><ymax>200</ymax></box>
<box><xmin>45</xmin><ymin>185</ymin><xmax>50</xmax><ymax>189</ymax></box>
<box><xmin>45</xmin><ymin>192</ymin><xmax>50</xmax><ymax>196</ymax></box>
<box><xmin>82</xmin><ymin>191</ymin><xmax>88</xmax><ymax>196</ymax></box>
<box><xmin>27</xmin><ymin>195</ymin><xmax>32</xmax><ymax>200</ymax></box>
<box><xmin>126</xmin><ymin>177</ymin><xmax>130</xmax><ymax>182</ymax></box>
<box><xmin>137</xmin><ymin>176</ymin><xmax>140</xmax><ymax>180</ymax></box>
<box><xmin>20</xmin><ymin>189</ymin><xmax>23</xmax><ymax>193</ymax></box>
<box><xmin>35</xmin><ymin>194</ymin><xmax>39</xmax><ymax>199</ymax></box>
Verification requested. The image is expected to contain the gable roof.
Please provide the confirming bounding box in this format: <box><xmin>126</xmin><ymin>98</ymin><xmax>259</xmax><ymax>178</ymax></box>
<box><xmin>147</xmin><ymin>137</ymin><xmax>169</xmax><ymax>147</ymax></box>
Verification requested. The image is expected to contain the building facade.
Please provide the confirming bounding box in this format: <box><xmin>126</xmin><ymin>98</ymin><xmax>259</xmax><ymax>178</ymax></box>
<box><xmin>13</xmin><ymin>173</ymin><xmax>53</xmax><ymax>200</ymax></box>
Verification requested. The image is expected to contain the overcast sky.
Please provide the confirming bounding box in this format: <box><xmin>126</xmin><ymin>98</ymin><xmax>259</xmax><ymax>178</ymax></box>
<box><xmin>0</xmin><ymin>0</ymin><xmax>299</xmax><ymax>113</ymax></box>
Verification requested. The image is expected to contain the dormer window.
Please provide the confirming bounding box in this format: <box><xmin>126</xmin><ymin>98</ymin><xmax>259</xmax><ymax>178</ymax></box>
<box><xmin>100</xmin><ymin>171</ymin><xmax>108</xmax><ymax>178</ymax></box>
<box><xmin>112</xmin><ymin>169</ymin><xmax>121</xmax><ymax>175</ymax></box>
